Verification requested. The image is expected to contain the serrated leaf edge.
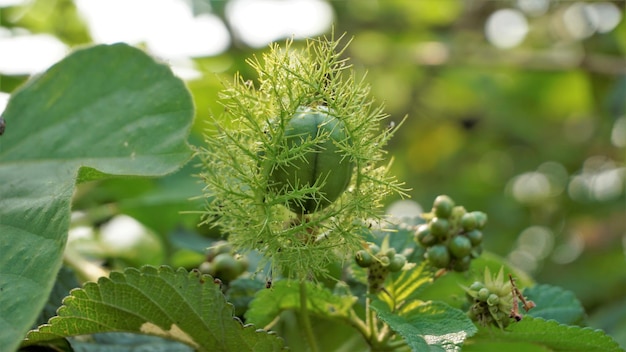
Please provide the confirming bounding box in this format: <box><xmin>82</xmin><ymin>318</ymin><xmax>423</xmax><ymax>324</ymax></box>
<box><xmin>24</xmin><ymin>265</ymin><xmax>284</xmax><ymax>351</ymax></box>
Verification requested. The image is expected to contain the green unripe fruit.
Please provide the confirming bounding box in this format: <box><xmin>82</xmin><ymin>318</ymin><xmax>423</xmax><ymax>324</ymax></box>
<box><xmin>433</xmin><ymin>195</ymin><xmax>455</xmax><ymax>218</ymax></box>
<box><xmin>487</xmin><ymin>293</ymin><xmax>500</xmax><ymax>306</ymax></box>
<box><xmin>212</xmin><ymin>253</ymin><xmax>243</xmax><ymax>282</ymax></box>
<box><xmin>426</xmin><ymin>244</ymin><xmax>450</xmax><ymax>268</ymax></box>
<box><xmin>429</xmin><ymin>217</ymin><xmax>450</xmax><ymax>238</ymax></box>
<box><xmin>269</xmin><ymin>107</ymin><xmax>353</xmax><ymax>214</ymax></box>
<box><xmin>469</xmin><ymin>281</ymin><xmax>485</xmax><ymax>291</ymax></box>
<box><xmin>388</xmin><ymin>254</ymin><xmax>406</xmax><ymax>272</ymax></box>
<box><xmin>466</xmin><ymin>229</ymin><xmax>483</xmax><ymax>246</ymax></box>
<box><xmin>460</xmin><ymin>212</ymin><xmax>477</xmax><ymax>231</ymax></box>
<box><xmin>477</xmin><ymin>287</ymin><xmax>490</xmax><ymax>301</ymax></box>
<box><xmin>236</xmin><ymin>255</ymin><xmax>249</xmax><ymax>273</ymax></box>
<box><xmin>472</xmin><ymin>211</ymin><xmax>488</xmax><ymax>229</ymax></box>
<box><xmin>368</xmin><ymin>244</ymin><xmax>381</xmax><ymax>255</ymax></box>
<box><xmin>449</xmin><ymin>235</ymin><xmax>472</xmax><ymax>258</ymax></box>
<box><xmin>207</xmin><ymin>240</ymin><xmax>233</xmax><ymax>261</ymax></box>
<box><xmin>355</xmin><ymin>250</ymin><xmax>374</xmax><ymax>267</ymax></box>
<box><xmin>379</xmin><ymin>256</ymin><xmax>391</xmax><ymax>267</ymax></box>
<box><xmin>415</xmin><ymin>224</ymin><xmax>436</xmax><ymax>247</ymax></box>
<box><xmin>198</xmin><ymin>261</ymin><xmax>215</xmax><ymax>275</ymax></box>
<box><xmin>385</xmin><ymin>248</ymin><xmax>396</xmax><ymax>259</ymax></box>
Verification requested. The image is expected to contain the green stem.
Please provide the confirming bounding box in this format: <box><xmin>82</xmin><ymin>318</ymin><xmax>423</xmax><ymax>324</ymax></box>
<box><xmin>299</xmin><ymin>280</ymin><xmax>319</xmax><ymax>352</ymax></box>
<box><xmin>365</xmin><ymin>286</ymin><xmax>379</xmax><ymax>345</ymax></box>
<box><xmin>63</xmin><ymin>246</ymin><xmax>109</xmax><ymax>283</ymax></box>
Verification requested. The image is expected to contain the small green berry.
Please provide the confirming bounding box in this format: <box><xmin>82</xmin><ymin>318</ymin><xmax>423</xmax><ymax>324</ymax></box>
<box><xmin>449</xmin><ymin>235</ymin><xmax>472</xmax><ymax>258</ymax></box>
<box><xmin>379</xmin><ymin>255</ymin><xmax>391</xmax><ymax>267</ymax></box>
<box><xmin>469</xmin><ymin>281</ymin><xmax>484</xmax><ymax>291</ymax></box>
<box><xmin>426</xmin><ymin>244</ymin><xmax>450</xmax><ymax>268</ymax></box>
<box><xmin>368</xmin><ymin>244</ymin><xmax>381</xmax><ymax>254</ymax></box>
<box><xmin>433</xmin><ymin>195</ymin><xmax>455</xmax><ymax>218</ymax></box>
<box><xmin>461</xmin><ymin>212</ymin><xmax>478</xmax><ymax>231</ymax></box>
<box><xmin>385</xmin><ymin>247</ymin><xmax>396</xmax><ymax>260</ymax></box>
<box><xmin>429</xmin><ymin>217</ymin><xmax>450</xmax><ymax>238</ymax></box>
<box><xmin>199</xmin><ymin>261</ymin><xmax>215</xmax><ymax>275</ymax></box>
<box><xmin>415</xmin><ymin>224</ymin><xmax>436</xmax><ymax>247</ymax></box>
<box><xmin>472</xmin><ymin>211</ymin><xmax>488</xmax><ymax>229</ymax></box>
<box><xmin>355</xmin><ymin>250</ymin><xmax>373</xmax><ymax>267</ymax></box>
<box><xmin>388</xmin><ymin>254</ymin><xmax>406</xmax><ymax>272</ymax></box>
<box><xmin>477</xmin><ymin>287</ymin><xmax>490</xmax><ymax>301</ymax></box>
<box><xmin>487</xmin><ymin>293</ymin><xmax>500</xmax><ymax>306</ymax></box>
<box><xmin>213</xmin><ymin>253</ymin><xmax>243</xmax><ymax>282</ymax></box>
<box><xmin>466</xmin><ymin>229</ymin><xmax>483</xmax><ymax>246</ymax></box>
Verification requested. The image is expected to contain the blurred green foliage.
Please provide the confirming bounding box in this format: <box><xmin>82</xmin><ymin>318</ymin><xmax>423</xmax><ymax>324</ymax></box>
<box><xmin>1</xmin><ymin>0</ymin><xmax>624</xmax><ymax>346</ymax></box>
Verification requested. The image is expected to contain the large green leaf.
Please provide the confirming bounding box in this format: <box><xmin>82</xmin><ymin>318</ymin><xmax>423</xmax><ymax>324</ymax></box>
<box><xmin>0</xmin><ymin>43</ymin><xmax>194</xmax><ymax>351</ymax></box>
<box><xmin>23</xmin><ymin>266</ymin><xmax>285</xmax><ymax>351</ymax></box>
<box><xmin>371</xmin><ymin>299</ymin><xmax>477</xmax><ymax>351</ymax></box>
<box><xmin>245</xmin><ymin>280</ymin><xmax>357</xmax><ymax>328</ymax></box>
<box><xmin>523</xmin><ymin>284</ymin><xmax>585</xmax><ymax>325</ymax></box>
<box><xmin>464</xmin><ymin>317</ymin><xmax>622</xmax><ymax>352</ymax></box>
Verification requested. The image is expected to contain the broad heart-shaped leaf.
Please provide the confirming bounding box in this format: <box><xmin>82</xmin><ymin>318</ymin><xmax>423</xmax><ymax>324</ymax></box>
<box><xmin>523</xmin><ymin>284</ymin><xmax>585</xmax><ymax>325</ymax></box>
<box><xmin>23</xmin><ymin>266</ymin><xmax>285</xmax><ymax>352</ymax></box>
<box><xmin>371</xmin><ymin>299</ymin><xmax>477</xmax><ymax>352</ymax></box>
<box><xmin>464</xmin><ymin>316</ymin><xmax>622</xmax><ymax>352</ymax></box>
<box><xmin>0</xmin><ymin>43</ymin><xmax>193</xmax><ymax>351</ymax></box>
<box><xmin>245</xmin><ymin>280</ymin><xmax>358</xmax><ymax>328</ymax></box>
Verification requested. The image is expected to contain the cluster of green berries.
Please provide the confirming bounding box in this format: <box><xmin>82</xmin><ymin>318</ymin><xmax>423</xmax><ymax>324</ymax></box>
<box><xmin>355</xmin><ymin>243</ymin><xmax>407</xmax><ymax>291</ymax></box>
<box><xmin>414</xmin><ymin>195</ymin><xmax>487</xmax><ymax>272</ymax></box>
<box><xmin>198</xmin><ymin>241</ymin><xmax>249</xmax><ymax>284</ymax></box>
<box><xmin>463</xmin><ymin>268</ymin><xmax>514</xmax><ymax>329</ymax></box>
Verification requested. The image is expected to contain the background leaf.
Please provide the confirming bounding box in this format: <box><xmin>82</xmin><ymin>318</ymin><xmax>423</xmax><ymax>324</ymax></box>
<box><xmin>34</xmin><ymin>266</ymin><xmax>81</xmax><ymax>327</ymax></box>
<box><xmin>0</xmin><ymin>43</ymin><xmax>194</xmax><ymax>351</ymax></box>
<box><xmin>523</xmin><ymin>284</ymin><xmax>586</xmax><ymax>325</ymax></box>
<box><xmin>68</xmin><ymin>332</ymin><xmax>193</xmax><ymax>352</ymax></box>
<box><xmin>371</xmin><ymin>299</ymin><xmax>477</xmax><ymax>351</ymax></box>
<box><xmin>464</xmin><ymin>317</ymin><xmax>622</xmax><ymax>352</ymax></box>
<box><xmin>23</xmin><ymin>266</ymin><xmax>285</xmax><ymax>352</ymax></box>
<box><xmin>245</xmin><ymin>280</ymin><xmax>357</xmax><ymax>328</ymax></box>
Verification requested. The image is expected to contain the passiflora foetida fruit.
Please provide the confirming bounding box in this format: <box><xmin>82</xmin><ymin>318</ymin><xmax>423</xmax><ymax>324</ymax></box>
<box><xmin>268</xmin><ymin>106</ymin><xmax>353</xmax><ymax>214</ymax></box>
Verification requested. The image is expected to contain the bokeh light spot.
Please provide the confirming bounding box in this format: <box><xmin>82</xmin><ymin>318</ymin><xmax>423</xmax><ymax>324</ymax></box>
<box><xmin>611</xmin><ymin>116</ymin><xmax>626</xmax><ymax>148</ymax></box>
<box><xmin>509</xmin><ymin>171</ymin><xmax>551</xmax><ymax>204</ymax></box>
<box><xmin>485</xmin><ymin>9</ymin><xmax>529</xmax><ymax>48</ymax></box>
<box><xmin>0</xmin><ymin>33</ymin><xmax>67</xmax><ymax>75</ymax></box>
<box><xmin>226</xmin><ymin>0</ymin><xmax>333</xmax><ymax>48</ymax></box>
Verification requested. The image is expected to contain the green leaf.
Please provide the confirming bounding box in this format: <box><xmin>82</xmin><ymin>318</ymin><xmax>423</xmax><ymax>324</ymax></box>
<box><xmin>0</xmin><ymin>43</ymin><xmax>194</xmax><ymax>351</ymax></box>
<box><xmin>371</xmin><ymin>299</ymin><xmax>477</xmax><ymax>351</ymax></box>
<box><xmin>245</xmin><ymin>280</ymin><xmax>357</xmax><ymax>328</ymax></box>
<box><xmin>35</xmin><ymin>266</ymin><xmax>81</xmax><ymax>327</ymax></box>
<box><xmin>68</xmin><ymin>332</ymin><xmax>193</xmax><ymax>352</ymax></box>
<box><xmin>23</xmin><ymin>266</ymin><xmax>285</xmax><ymax>352</ymax></box>
<box><xmin>418</xmin><ymin>251</ymin><xmax>534</xmax><ymax>309</ymax></box>
<box><xmin>382</xmin><ymin>261</ymin><xmax>434</xmax><ymax>306</ymax></box>
<box><xmin>523</xmin><ymin>284</ymin><xmax>585</xmax><ymax>325</ymax></box>
<box><xmin>465</xmin><ymin>317</ymin><xmax>622</xmax><ymax>352</ymax></box>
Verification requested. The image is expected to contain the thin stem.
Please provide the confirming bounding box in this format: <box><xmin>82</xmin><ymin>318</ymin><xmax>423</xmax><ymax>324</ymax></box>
<box><xmin>63</xmin><ymin>246</ymin><xmax>109</xmax><ymax>283</ymax></box>
<box><xmin>346</xmin><ymin>309</ymin><xmax>370</xmax><ymax>340</ymax></box>
<box><xmin>365</xmin><ymin>287</ymin><xmax>379</xmax><ymax>345</ymax></box>
<box><xmin>299</xmin><ymin>280</ymin><xmax>319</xmax><ymax>352</ymax></box>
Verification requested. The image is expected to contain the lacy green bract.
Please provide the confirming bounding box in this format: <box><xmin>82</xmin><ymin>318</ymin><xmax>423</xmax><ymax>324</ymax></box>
<box><xmin>198</xmin><ymin>36</ymin><xmax>405</xmax><ymax>279</ymax></box>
